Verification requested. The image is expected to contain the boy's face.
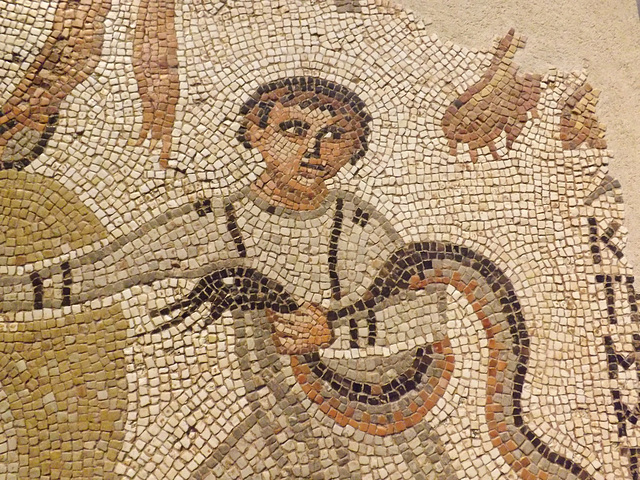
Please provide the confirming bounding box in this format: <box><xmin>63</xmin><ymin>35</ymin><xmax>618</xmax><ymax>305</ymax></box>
<box><xmin>246</xmin><ymin>93</ymin><xmax>362</xmax><ymax>199</ymax></box>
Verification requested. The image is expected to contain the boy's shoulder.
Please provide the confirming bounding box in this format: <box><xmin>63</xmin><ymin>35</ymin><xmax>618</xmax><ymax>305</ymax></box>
<box><xmin>335</xmin><ymin>190</ymin><xmax>403</xmax><ymax>244</ymax></box>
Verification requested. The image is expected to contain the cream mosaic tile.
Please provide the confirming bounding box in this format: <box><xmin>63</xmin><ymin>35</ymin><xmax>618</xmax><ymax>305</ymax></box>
<box><xmin>0</xmin><ymin>0</ymin><xmax>636</xmax><ymax>478</ymax></box>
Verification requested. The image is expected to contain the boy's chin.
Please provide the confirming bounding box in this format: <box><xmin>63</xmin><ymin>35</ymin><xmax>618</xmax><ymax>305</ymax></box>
<box><xmin>293</xmin><ymin>175</ymin><xmax>323</xmax><ymax>188</ymax></box>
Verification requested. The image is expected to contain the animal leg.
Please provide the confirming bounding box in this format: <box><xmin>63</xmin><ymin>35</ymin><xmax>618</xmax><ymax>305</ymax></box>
<box><xmin>0</xmin><ymin>0</ymin><xmax>111</xmax><ymax>168</ymax></box>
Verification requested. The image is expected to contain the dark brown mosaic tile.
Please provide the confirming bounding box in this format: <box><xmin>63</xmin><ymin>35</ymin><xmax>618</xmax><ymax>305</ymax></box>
<box><xmin>0</xmin><ymin>0</ymin><xmax>634</xmax><ymax>478</ymax></box>
<box><xmin>441</xmin><ymin>29</ymin><xmax>541</xmax><ymax>163</ymax></box>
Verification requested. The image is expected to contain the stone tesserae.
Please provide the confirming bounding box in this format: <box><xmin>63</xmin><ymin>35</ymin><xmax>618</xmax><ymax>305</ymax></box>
<box><xmin>0</xmin><ymin>0</ymin><xmax>634</xmax><ymax>478</ymax></box>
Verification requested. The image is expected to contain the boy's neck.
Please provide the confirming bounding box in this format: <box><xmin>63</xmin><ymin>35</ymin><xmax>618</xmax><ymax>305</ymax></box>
<box><xmin>250</xmin><ymin>174</ymin><xmax>329</xmax><ymax>211</ymax></box>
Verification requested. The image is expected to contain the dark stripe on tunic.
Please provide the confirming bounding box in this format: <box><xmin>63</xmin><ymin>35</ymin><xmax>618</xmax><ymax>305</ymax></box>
<box><xmin>224</xmin><ymin>201</ymin><xmax>247</xmax><ymax>258</ymax></box>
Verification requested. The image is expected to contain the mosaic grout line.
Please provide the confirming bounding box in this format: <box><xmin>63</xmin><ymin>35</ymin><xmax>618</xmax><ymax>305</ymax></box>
<box><xmin>0</xmin><ymin>0</ymin><xmax>636</xmax><ymax>478</ymax></box>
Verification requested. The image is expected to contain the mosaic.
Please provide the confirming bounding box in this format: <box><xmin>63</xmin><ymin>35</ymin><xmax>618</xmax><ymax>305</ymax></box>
<box><xmin>0</xmin><ymin>0</ymin><xmax>637</xmax><ymax>478</ymax></box>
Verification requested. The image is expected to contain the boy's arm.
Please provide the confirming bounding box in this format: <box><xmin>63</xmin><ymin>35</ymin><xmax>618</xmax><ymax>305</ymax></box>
<box><xmin>0</xmin><ymin>199</ymin><xmax>237</xmax><ymax>312</ymax></box>
<box><xmin>334</xmin><ymin>192</ymin><xmax>404</xmax><ymax>303</ymax></box>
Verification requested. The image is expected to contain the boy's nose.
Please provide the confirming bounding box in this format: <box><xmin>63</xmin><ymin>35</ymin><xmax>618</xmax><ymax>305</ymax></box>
<box><xmin>303</xmin><ymin>137</ymin><xmax>321</xmax><ymax>159</ymax></box>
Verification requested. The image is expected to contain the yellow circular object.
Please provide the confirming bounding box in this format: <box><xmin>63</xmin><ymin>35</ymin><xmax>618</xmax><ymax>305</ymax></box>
<box><xmin>0</xmin><ymin>170</ymin><xmax>107</xmax><ymax>266</ymax></box>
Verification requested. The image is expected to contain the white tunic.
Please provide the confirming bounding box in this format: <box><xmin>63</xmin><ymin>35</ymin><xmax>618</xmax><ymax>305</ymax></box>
<box><xmin>228</xmin><ymin>189</ymin><xmax>403</xmax><ymax>310</ymax></box>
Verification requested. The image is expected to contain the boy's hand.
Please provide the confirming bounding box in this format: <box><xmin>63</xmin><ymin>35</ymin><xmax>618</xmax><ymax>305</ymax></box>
<box><xmin>265</xmin><ymin>301</ymin><xmax>333</xmax><ymax>354</ymax></box>
<box><xmin>408</xmin><ymin>274</ymin><xmax>428</xmax><ymax>290</ymax></box>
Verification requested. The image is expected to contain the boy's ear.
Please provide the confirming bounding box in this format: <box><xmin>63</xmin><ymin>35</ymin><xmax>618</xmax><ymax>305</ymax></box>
<box><xmin>245</xmin><ymin>121</ymin><xmax>264</xmax><ymax>145</ymax></box>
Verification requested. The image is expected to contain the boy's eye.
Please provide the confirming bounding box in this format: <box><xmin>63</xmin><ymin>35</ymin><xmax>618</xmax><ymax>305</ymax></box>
<box><xmin>319</xmin><ymin>127</ymin><xmax>344</xmax><ymax>140</ymax></box>
<box><xmin>279</xmin><ymin>120</ymin><xmax>309</xmax><ymax>136</ymax></box>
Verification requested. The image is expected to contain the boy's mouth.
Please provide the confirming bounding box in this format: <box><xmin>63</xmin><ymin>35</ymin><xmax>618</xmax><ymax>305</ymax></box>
<box><xmin>300</xmin><ymin>161</ymin><xmax>326</xmax><ymax>171</ymax></box>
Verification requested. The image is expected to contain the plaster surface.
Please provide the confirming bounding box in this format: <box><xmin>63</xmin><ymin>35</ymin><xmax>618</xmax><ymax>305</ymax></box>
<box><xmin>0</xmin><ymin>1</ymin><xmax>639</xmax><ymax>478</ymax></box>
<box><xmin>397</xmin><ymin>0</ymin><xmax>640</xmax><ymax>265</ymax></box>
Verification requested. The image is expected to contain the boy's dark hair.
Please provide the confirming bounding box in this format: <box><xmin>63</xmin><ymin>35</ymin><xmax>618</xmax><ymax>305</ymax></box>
<box><xmin>237</xmin><ymin>76</ymin><xmax>372</xmax><ymax>164</ymax></box>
